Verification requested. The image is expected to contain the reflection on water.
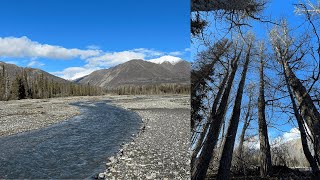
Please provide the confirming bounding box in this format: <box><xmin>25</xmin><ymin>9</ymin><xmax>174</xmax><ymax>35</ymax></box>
<box><xmin>0</xmin><ymin>101</ymin><xmax>141</xmax><ymax>179</ymax></box>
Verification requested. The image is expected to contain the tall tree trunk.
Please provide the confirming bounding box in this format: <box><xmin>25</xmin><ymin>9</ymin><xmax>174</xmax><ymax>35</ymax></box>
<box><xmin>283</xmin><ymin>60</ymin><xmax>320</xmax><ymax>164</ymax></box>
<box><xmin>286</xmin><ymin>79</ymin><xmax>320</xmax><ymax>177</ymax></box>
<box><xmin>216</xmin><ymin>44</ymin><xmax>251</xmax><ymax>180</ymax></box>
<box><xmin>258</xmin><ymin>58</ymin><xmax>272</xmax><ymax>177</ymax></box>
<box><xmin>191</xmin><ymin>40</ymin><xmax>231</xmax><ymax>130</ymax></box>
<box><xmin>282</xmin><ymin>61</ymin><xmax>320</xmax><ymax>175</ymax></box>
<box><xmin>219</xmin><ymin>118</ymin><xmax>226</xmax><ymax>151</ymax></box>
<box><xmin>191</xmin><ymin>70</ymin><xmax>230</xmax><ymax>167</ymax></box>
<box><xmin>4</xmin><ymin>72</ymin><xmax>8</xmax><ymax>101</ymax></box>
<box><xmin>0</xmin><ymin>65</ymin><xmax>5</xmax><ymax>100</ymax></box>
<box><xmin>237</xmin><ymin>96</ymin><xmax>252</xmax><ymax>173</ymax></box>
<box><xmin>191</xmin><ymin>49</ymin><xmax>242</xmax><ymax>180</ymax></box>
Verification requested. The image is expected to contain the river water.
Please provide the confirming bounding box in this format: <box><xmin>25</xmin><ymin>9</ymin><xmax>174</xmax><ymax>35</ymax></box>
<box><xmin>0</xmin><ymin>101</ymin><xmax>142</xmax><ymax>179</ymax></box>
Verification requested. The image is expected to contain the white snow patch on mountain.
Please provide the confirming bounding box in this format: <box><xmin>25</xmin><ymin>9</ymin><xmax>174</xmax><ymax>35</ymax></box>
<box><xmin>148</xmin><ymin>55</ymin><xmax>182</xmax><ymax>65</ymax></box>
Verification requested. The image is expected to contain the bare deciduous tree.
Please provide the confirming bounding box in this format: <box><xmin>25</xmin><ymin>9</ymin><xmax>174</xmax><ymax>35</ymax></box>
<box><xmin>270</xmin><ymin>22</ymin><xmax>320</xmax><ymax>168</ymax></box>
<box><xmin>192</xmin><ymin>42</ymin><xmax>243</xmax><ymax>180</ymax></box>
<box><xmin>284</xmin><ymin>68</ymin><xmax>320</xmax><ymax>177</ymax></box>
<box><xmin>237</xmin><ymin>84</ymin><xmax>254</xmax><ymax>173</ymax></box>
<box><xmin>217</xmin><ymin>39</ymin><xmax>253</xmax><ymax>180</ymax></box>
<box><xmin>257</xmin><ymin>42</ymin><xmax>273</xmax><ymax>177</ymax></box>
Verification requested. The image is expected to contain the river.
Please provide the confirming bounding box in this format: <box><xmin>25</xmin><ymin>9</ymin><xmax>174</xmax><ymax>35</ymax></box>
<box><xmin>0</xmin><ymin>101</ymin><xmax>142</xmax><ymax>179</ymax></box>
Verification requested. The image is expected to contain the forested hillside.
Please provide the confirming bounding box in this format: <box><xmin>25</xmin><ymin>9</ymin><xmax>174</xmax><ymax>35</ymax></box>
<box><xmin>76</xmin><ymin>59</ymin><xmax>190</xmax><ymax>95</ymax></box>
<box><xmin>0</xmin><ymin>62</ymin><xmax>104</xmax><ymax>101</ymax></box>
<box><xmin>0</xmin><ymin>59</ymin><xmax>190</xmax><ymax>101</ymax></box>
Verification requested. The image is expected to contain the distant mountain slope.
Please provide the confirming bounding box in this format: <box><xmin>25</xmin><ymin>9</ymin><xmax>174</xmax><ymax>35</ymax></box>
<box><xmin>75</xmin><ymin>59</ymin><xmax>190</xmax><ymax>89</ymax></box>
<box><xmin>172</xmin><ymin>60</ymin><xmax>192</xmax><ymax>78</ymax></box>
<box><xmin>0</xmin><ymin>61</ymin><xmax>69</xmax><ymax>83</ymax></box>
<box><xmin>0</xmin><ymin>61</ymin><xmax>104</xmax><ymax>100</ymax></box>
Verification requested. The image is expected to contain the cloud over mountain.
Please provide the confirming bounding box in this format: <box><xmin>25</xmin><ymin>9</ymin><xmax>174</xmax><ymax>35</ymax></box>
<box><xmin>0</xmin><ymin>36</ymin><xmax>189</xmax><ymax>80</ymax></box>
<box><xmin>0</xmin><ymin>36</ymin><xmax>101</xmax><ymax>59</ymax></box>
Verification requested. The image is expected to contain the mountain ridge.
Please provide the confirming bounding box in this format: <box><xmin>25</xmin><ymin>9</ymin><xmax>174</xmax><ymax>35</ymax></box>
<box><xmin>75</xmin><ymin>59</ymin><xmax>190</xmax><ymax>89</ymax></box>
<box><xmin>0</xmin><ymin>59</ymin><xmax>191</xmax><ymax>92</ymax></box>
<box><xmin>0</xmin><ymin>61</ymin><xmax>69</xmax><ymax>83</ymax></box>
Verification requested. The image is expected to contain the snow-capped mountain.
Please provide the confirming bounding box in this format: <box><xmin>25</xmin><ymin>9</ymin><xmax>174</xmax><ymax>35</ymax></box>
<box><xmin>75</xmin><ymin>59</ymin><xmax>190</xmax><ymax>89</ymax></box>
<box><xmin>148</xmin><ymin>55</ymin><xmax>183</xmax><ymax>65</ymax></box>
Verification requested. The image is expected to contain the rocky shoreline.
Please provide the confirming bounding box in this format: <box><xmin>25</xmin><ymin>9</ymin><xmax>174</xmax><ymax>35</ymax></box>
<box><xmin>0</xmin><ymin>95</ymin><xmax>190</xmax><ymax>179</ymax></box>
<box><xmin>0</xmin><ymin>96</ymin><xmax>107</xmax><ymax>137</ymax></box>
<box><xmin>99</xmin><ymin>95</ymin><xmax>190</xmax><ymax>180</ymax></box>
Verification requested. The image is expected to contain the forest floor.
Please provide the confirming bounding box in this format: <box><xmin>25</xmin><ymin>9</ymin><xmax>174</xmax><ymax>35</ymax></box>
<box><xmin>206</xmin><ymin>165</ymin><xmax>314</xmax><ymax>180</ymax></box>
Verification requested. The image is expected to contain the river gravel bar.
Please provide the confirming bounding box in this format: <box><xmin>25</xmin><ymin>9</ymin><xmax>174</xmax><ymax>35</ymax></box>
<box><xmin>0</xmin><ymin>96</ymin><xmax>108</xmax><ymax>137</ymax></box>
<box><xmin>101</xmin><ymin>95</ymin><xmax>191</xmax><ymax>179</ymax></box>
<box><xmin>0</xmin><ymin>95</ymin><xmax>191</xmax><ymax>179</ymax></box>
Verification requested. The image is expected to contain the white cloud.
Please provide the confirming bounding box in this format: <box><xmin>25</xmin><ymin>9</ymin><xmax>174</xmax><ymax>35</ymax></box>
<box><xmin>86</xmin><ymin>45</ymin><xmax>100</xmax><ymax>50</ymax></box>
<box><xmin>169</xmin><ymin>51</ymin><xmax>183</xmax><ymax>56</ymax></box>
<box><xmin>52</xmin><ymin>66</ymin><xmax>100</xmax><ymax>80</ymax></box>
<box><xmin>242</xmin><ymin>128</ymin><xmax>301</xmax><ymax>150</ymax></box>
<box><xmin>271</xmin><ymin>127</ymin><xmax>301</xmax><ymax>147</ymax></box>
<box><xmin>27</xmin><ymin>60</ymin><xmax>44</xmax><ymax>68</ymax></box>
<box><xmin>148</xmin><ymin>55</ymin><xmax>182</xmax><ymax>64</ymax></box>
<box><xmin>281</xmin><ymin>127</ymin><xmax>300</xmax><ymax>142</ymax></box>
<box><xmin>0</xmin><ymin>36</ymin><xmax>101</xmax><ymax>59</ymax></box>
<box><xmin>132</xmin><ymin>48</ymin><xmax>163</xmax><ymax>57</ymax></box>
<box><xmin>184</xmin><ymin>48</ymin><xmax>191</xmax><ymax>52</ymax></box>
<box><xmin>0</xmin><ymin>36</ymin><xmax>186</xmax><ymax>79</ymax></box>
<box><xmin>86</xmin><ymin>51</ymin><xmax>145</xmax><ymax>67</ymax></box>
<box><xmin>86</xmin><ymin>50</ymin><xmax>184</xmax><ymax>68</ymax></box>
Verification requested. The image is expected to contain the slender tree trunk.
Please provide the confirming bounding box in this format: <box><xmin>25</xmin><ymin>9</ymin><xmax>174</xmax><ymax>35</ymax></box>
<box><xmin>237</xmin><ymin>97</ymin><xmax>252</xmax><ymax>173</ymax></box>
<box><xmin>191</xmin><ymin>70</ymin><xmax>230</xmax><ymax>166</ymax></box>
<box><xmin>0</xmin><ymin>65</ymin><xmax>4</xmax><ymax>100</ymax></box>
<box><xmin>219</xmin><ymin>118</ymin><xmax>226</xmax><ymax>151</ymax></box>
<box><xmin>287</xmin><ymin>82</ymin><xmax>320</xmax><ymax>177</ymax></box>
<box><xmin>4</xmin><ymin>72</ymin><xmax>8</xmax><ymax>101</ymax></box>
<box><xmin>258</xmin><ymin>58</ymin><xmax>272</xmax><ymax>177</ymax></box>
<box><xmin>2</xmin><ymin>65</ymin><xmax>5</xmax><ymax>100</ymax></box>
<box><xmin>216</xmin><ymin>44</ymin><xmax>251</xmax><ymax>180</ymax></box>
<box><xmin>283</xmin><ymin>60</ymin><xmax>320</xmax><ymax>164</ymax></box>
<box><xmin>282</xmin><ymin>61</ymin><xmax>320</xmax><ymax>176</ymax></box>
<box><xmin>191</xmin><ymin>40</ymin><xmax>231</xmax><ymax>130</ymax></box>
<box><xmin>211</xmin><ymin>69</ymin><xmax>230</xmax><ymax>116</ymax></box>
<box><xmin>192</xmin><ymin>49</ymin><xmax>242</xmax><ymax>180</ymax></box>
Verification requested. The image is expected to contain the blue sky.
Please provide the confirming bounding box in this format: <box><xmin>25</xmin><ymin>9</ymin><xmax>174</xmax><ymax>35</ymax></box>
<box><xmin>249</xmin><ymin>0</ymin><xmax>318</xmax><ymax>142</ymax></box>
<box><xmin>0</xmin><ymin>0</ymin><xmax>190</xmax><ymax>79</ymax></box>
<box><xmin>191</xmin><ymin>0</ymin><xmax>319</xmax><ymax>143</ymax></box>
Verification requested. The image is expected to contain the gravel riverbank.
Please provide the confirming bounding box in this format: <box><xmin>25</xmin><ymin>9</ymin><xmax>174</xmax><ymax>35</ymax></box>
<box><xmin>101</xmin><ymin>95</ymin><xmax>191</xmax><ymax>179</ymax></box>
<box><xmin>0</xmin><ymin>96</ymin><xmax>108</xmax><ymax>137</ymax></box>
<box><xmin>0</xmin><ymin>95</ymin><xmax>191</xmax><ymax>179</ymax></box>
